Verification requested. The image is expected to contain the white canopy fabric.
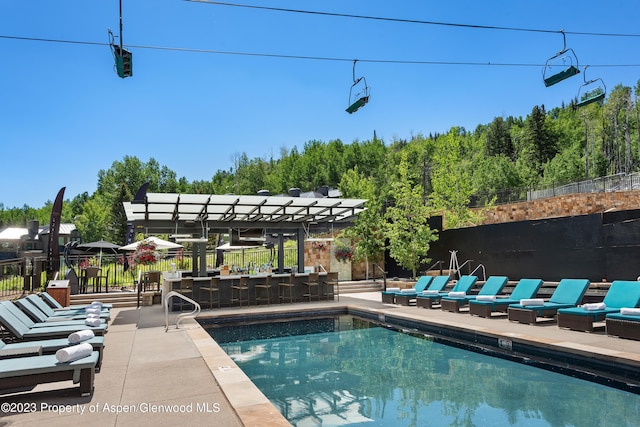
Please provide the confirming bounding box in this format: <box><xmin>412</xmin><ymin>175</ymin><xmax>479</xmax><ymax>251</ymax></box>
<box><xmin>0</xmin><ymin>227</ymin><xmax>28</xmax><ymax>240</ymax></box>
<box><xmin>215</xmin><ymin>242</ymin><xmax>261</xmax><ymax>251</ymax></box>
<box><xmin>120</xmin><ymin>236</ymin><xmax>183</xmax><ymax>251</ymax></box>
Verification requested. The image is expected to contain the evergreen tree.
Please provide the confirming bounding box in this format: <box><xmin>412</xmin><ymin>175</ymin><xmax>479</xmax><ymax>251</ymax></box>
<box><xmin>486</xmin><ymin>116</ymin><xmax>515</xmax><ymax>159</ymax></box>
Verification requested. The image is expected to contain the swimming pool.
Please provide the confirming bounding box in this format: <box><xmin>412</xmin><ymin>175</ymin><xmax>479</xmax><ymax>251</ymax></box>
<box><xmin>204</xmin><ymin>315</ymin><xmax>640</xmax><ymax>427</ymax></box>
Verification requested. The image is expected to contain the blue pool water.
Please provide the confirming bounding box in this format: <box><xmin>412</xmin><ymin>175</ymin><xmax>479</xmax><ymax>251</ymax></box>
<box><xmin>206</xmin><ymin>316</ymin><xmax>640</xmax><ymax>427</ymax></box>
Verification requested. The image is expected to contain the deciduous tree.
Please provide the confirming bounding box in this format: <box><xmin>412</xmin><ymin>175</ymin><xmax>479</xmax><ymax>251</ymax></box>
<box><xmin>385</xmin><ymin>152</ymin><xmax>437</xmax><ymax>278</ymax></box>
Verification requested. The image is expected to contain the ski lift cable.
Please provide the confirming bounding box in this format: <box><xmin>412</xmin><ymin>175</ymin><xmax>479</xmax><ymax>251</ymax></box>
<box><xmin>1</xmin><ymin>34</ymin><xmax>639</xmax><ymax>68</ymax></box>
<box><xmin>186</xmin><ymin>0</ymin><xmax>640</xmax><ymax>38</ymax></box>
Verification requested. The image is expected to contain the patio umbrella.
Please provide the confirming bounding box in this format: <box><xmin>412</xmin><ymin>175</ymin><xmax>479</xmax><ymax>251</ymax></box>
<box><xmin>77</xmin><ymin>239</ymin><xmax>121</xmax><ymax>266</ymax></box>
<box><xmin>119</xmin><ymin>236</ymin><xmax>183</xmax><ymax>251</ymax></box>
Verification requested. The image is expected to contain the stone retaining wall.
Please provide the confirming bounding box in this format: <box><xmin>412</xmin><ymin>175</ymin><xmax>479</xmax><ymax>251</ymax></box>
<box><xmin>478</xmin><ymin>190</ymin><xmax>640</xmax><ymax>225</ymax></box>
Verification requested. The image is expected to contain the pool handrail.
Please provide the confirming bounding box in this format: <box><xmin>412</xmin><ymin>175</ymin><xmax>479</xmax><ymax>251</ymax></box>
<box><xmin>164</xmin><ymin>291</ymin><xmax>201</xmax><ymax>332</ymax></box>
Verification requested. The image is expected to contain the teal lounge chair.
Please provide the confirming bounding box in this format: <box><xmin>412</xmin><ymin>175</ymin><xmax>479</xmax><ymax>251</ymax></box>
<box><xmin>15</xmin><ymin>299</ymin><xmax>110</xmax><ymax>326</ymax></box>
<box><xmin>557</xmin><ymin>280</ymin><xmax>640</xmax><ymax>332</ymax></box>
<box><xmin>0</xmin><ymin>351</ymin><xmax>99</xmax><ymax>396</ymax></box>
<box><xmin>3</xmin><ymin>301</ymin><xmax>106</xmax><ymax>329</ymax></box>
<box><xmin>605</xmin><ymin>311</ymin><xmax>640</xmax><ymax>340</ymax></box>
<box><xmin>411</xmin><ymin>275</ymin><xmax>451</xmax><ymax>308</ymax></box>
<box><xmin>39</xmin><ymin>292</ymin><xmax>113</xmax><ymax>310</ymax></box>
<box><xmin>381</xmin><ymin>276</ymin><xmax>433</xmax><ymax>304</ymax></box>
<box><xmin>1</xmin><ymin>336</ymin><xmax>105</xmax><ymax>371</ymax></box>
<box><xmin>0</xmin><ymin>305</ymin><xmax>107</xmax><ymax>341</ymax></box>
<box><xmin>507</xmin><ymin>278</ymin><xmax>590</xmax><ymax>324</ymax></box>
<box><xmin>441</xmin><ymin>276</ymin><xmax>508</xmax><ymax>313</ymax></box>
<box><xmin>394</xmin><ymin>276</ymin><xmax>435</xmax><ymax>306</ymax></box>
<box><xmin>468</xmin><ymin>278</ymin><xmax>543</xmax><ymax>318</ymax></box>
<box><xmin>416</xmin><ymin>276</ymin><xmax>476</xmax><ymax>309</ymax></box>
<box><xmin>23</xmin><ymin>295</ymin><xmax>110</xmax><ymax>321</ymax></box>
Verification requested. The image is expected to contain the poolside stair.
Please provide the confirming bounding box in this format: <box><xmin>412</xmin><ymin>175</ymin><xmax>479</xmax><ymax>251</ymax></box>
<box><xmin>70</xmin><ymin>291</ymin><xmax>139</xmax><ymax>308</ymax></box>
<box><xmin>338</xmin><ymin>280</ymin><xmax>384</xmax><ymax>294</ymax></box>
<box><xmin>425</xmin><ymin>269</ymin><xmax>455</xmax><ymax>277</ymax></box>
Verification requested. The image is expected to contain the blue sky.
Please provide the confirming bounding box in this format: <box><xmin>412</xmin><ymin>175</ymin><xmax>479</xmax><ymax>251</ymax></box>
<box><xmin>1</xmin><ymin>1</ymin><xmax>639</xmax><ymax>209</ymax></box>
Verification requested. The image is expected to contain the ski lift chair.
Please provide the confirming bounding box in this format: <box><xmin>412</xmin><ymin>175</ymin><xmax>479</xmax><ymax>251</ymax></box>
<box><xmin>108</xmin><ymin>29</ymin><xmax>132</xmax><ymax>79</ymax></box>
<box><xmin>346</xmin><ymin>60</ymin><xmax>370</xmax><ymax>114</ymax></box>
<box><xmin>543</xmin><ymin>31</ymin><xmax>580</xmax><ymax>87</ymax></box>
<box><xmin>574</xmin><ymin>66</ymin><xmax>606</xmax><ymax>109</ymax></box>
<box><xmin>346</xmin><ymin>80</ymin><xmax>370</xmax><ymax>114</ymax></box>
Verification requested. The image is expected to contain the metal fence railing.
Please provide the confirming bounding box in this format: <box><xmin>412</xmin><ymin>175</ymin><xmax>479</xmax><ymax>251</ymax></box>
<box><xmin>527</xmin><ymin>173</ymin><xmax>640</xmax><ymax>201</ymax></box>
<box><xmin>0</xmin><ymin>247</ymin><xmax>298</xmax><ymax>296</ymax></box>
<box><xmin>471</xmin><ymin>172</ymin><xmax>640</xmax><ymax>208</ymax></box>
<box><xmin>0</xmin><ymin>258</ymin><xmax>30</xmax><ymax>299</ymax></box>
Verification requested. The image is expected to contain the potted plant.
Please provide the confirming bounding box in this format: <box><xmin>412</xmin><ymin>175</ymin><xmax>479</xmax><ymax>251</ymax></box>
<box><xmin>334</xmin><ymin>243</ymin><xmax>354</xmax><ymax>263</ymax></box>
<box><xmin>129</xmin><ymin>239</ymin><xmax>160</xmax><ymax>268</ymax></box>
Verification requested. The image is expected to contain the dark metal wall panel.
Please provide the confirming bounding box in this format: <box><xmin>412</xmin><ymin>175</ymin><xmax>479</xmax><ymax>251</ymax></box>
<box><xmin>386</xmin><ymin>211</ymin><xmax>640</xmax><ymax>281</ymax></box>
<box><xmin>603</xmin><ymin>219</ymin><xmax>640</xmax><ymax>246</ymax></box>
<box><xmin>602</xmin><ymin>208</ymin><xmax>640</xmax><ymax>224</ymax></box>
<box><xmin>604</xmin><ymin>247</ymin><xmax>640</xmax><ymax>281</ymax></box>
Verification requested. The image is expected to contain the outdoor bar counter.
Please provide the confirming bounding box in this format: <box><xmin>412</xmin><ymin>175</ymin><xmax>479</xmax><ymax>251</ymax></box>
<box><xmin>163</xmin><ymin>272</ymin><xmax>334</xmax><ymax>310</ymax></box>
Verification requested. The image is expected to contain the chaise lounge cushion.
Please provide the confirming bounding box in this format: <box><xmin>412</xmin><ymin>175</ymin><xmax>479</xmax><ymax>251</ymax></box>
<box><xmin>0</xmin><ymin>352</ymin><xmax>99</xmax><ymax>396</ymax></box>
<box><xmin>392</xmin><ymin>276</ymin><xmax>434</xmax><ymax>298</ymax></box>
<box><xmin>0</xmin><ymin>335</ymin><xmax>105</xmax><ymax>370</ymax></box>
<box><xmin>26</xmin><ymin>295</ymin><xmax>110</xmax><ymax>320</ymax></box>
<box><xmin>392</xmin><ymin>276</ymin><xmax>442</xmax><ymax>306</ymax></box>
<box><xmin>2</xmin><ymin>301</ymin><xmax>106</xmax><ymax>329</ymax></box>
<box><xmin>508</xmin><ymin>279</ymin><xmax>590</xmax><ymax>323</ymax></box>
<box><xmin>13</xmin><ymin>299</ymin><xmax>108</xmax><ymax>326</ymax></box>
<box><xmin>557</xmin><ymin>281</ymin><xmax>640</xmax><ymax>332</ymax></box>
<box><xmin>468</xmin><ymin>279</ymin><xmax>544</xmax><ymax>317</ymax></box>
<box><xmin>607</xmin><ymin>312</ymin><xmax>640</xmax><ymax>321</ymax></box>
<box><xmin>606</xmin><ymin>312</ymin><xmax>640</xmax><ymax>340</ymax></box>
<box><xmin>440</xmin><ymin>276</ymin><xmax>509</xmax><ymax>312</ymax></box>
<box><xmin>0</xmin><ymin>305</ymin><xmax>107</xmax><ymax>341</ymax></box>
<box><xmin>416</xmin><ymin>276</ymin><xmax>475</xmax><ymax>309</ymax></box>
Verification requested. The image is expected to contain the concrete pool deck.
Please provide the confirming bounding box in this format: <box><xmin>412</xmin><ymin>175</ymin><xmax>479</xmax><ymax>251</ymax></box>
<box><xmin>3</xmin><ymin>291</ymin><xmax>640</xmax><ymax>426</ymax></box>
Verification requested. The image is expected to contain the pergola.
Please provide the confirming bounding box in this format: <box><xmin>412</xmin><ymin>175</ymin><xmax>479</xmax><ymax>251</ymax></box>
<box><xmin>123</xmin><ymin>192</ymin><xmax>367</xmax><ymax>276</ymax></box>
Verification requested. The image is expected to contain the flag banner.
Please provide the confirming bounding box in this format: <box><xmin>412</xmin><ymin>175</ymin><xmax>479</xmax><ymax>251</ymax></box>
<box><xmin>46</xmin><ymin>187</ymin><xmax>65</xmax><ymax>276</ymax></box>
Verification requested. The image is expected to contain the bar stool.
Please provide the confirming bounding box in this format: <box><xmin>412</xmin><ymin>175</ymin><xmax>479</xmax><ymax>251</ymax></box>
<box><xmin>301</xmin><ymin>272</ymin><xmax>320</xmax><ymax>302</ymax></box>
<box><xmin>324</xmin><ymin>272</ymin><xmax>339</xmax><ymax>301</ymax></box>
<box><xmin>144</xmin><ymin>271</ymin><xmax>161</xmax><ymax>292</ymax></box>
<box><xmin>173</xmin><ymin>277</ymin><xmax>193</xmax><ymax>311</ymax></box>
<box><xmin>278</xmin><ymin>273</ymin><xmax>296</xmax><ymax>303</ymax></box>
<box><xmin>254</xmin><ymin>275</ymin><xmax>272</xmax><ymax>306</ymax></box>
<box><xmin>199</xmin><ymin>277</ymin><xmax>220</xmax><ymax>309</ymax></box>
<box><xmin>231</xmin><ymin>276</ymin><xmax>250</xmax><ymax>307</ymax></box>
<box><xmin>179</xmin><ymin>277</ymin><xmax>194</xmax><ymax>296</ymax></box>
